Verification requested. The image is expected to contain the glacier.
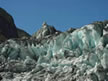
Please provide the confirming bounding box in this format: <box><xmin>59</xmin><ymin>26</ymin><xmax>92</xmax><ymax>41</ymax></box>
<box><xmin>0</xmin><ymin>21</ymin><xmax>108</xmax><ymax>81</ymax></box>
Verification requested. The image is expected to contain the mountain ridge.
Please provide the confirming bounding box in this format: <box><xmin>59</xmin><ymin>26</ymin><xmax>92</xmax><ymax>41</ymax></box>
<box><xmin>0</xmin><ymin>8</ymin><xmax>31</xmax><ymax>43</ymax></box>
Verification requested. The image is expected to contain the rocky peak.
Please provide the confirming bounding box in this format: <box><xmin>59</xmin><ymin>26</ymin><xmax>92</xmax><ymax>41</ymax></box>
<box><xmin>32</xmin><ymin>22</ymin><xmax>61</xmax><ymax>39</ymax></box>
<box><xmin>42</xmin><ymin>21</ymin><xmax>48</xmax><ymax>28</ymax></box>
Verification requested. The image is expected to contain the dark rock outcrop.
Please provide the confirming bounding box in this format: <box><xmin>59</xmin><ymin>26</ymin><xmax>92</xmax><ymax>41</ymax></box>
<box><xmin>0</xmin><ymin>8</ymin><xmax>31</xmax><ymax>43</ymax></box>
<box><xmin>66</xmin><ymin>27</ymin><xmax>76</xmax><ymax>33</ymax></box>
<box><xmin>0</xmin><ymin>8</ymin><xmax>18</xmax><ymax>39</ymax></box>
<box><xmin>17</xmin><ymin>28</ymin><xmax>31</xmax><ymax>38</ymax></box>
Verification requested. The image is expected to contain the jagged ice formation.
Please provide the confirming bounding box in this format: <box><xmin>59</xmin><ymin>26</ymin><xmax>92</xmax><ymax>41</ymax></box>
<box><xmin>0</xmin><ymin>21</ymin><xmax>108</xmax><ymax>81</ymax></box>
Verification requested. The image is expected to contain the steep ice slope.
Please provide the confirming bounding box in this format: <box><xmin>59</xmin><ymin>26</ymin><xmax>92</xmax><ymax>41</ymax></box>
<box><xmin>0</xmin><ymin>21</ymin><xmax>108</xmax><ymax>81</ymax></box>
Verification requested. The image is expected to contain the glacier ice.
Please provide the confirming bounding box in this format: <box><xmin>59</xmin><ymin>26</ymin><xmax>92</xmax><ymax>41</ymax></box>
<box><xmin>0</xmin><ymin>22</ymin><xmax>108</xmax><ymax>81</ymax></box>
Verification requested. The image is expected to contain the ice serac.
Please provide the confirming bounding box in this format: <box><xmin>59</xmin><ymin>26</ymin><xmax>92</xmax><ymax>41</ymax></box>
<box><xmin>0</xmin><ymin>21</ymin><xmax>108</xmax><ymax>81</ymax></box>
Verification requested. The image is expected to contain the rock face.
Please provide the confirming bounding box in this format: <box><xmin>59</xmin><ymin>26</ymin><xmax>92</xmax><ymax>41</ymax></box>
<box><xmin>0</xmin><ymin>8</ymin><xmax>18</xmax><ymax>39</ymax></box>
<box><xmin>0</xmin><ymin>20</ymin><xmax>108</xmax><ymax>81</ymax></box>
<box><xmin>17</xmin><ymin>28</ymin><xmax>31</xmax><ymax>38</ymax></box>
<box><xmin>66</xmin><ymin>27</ymin><xmax>76</xmax><ymax>33</ymax></box>
<box><xmin>0</xmin><ymin>8</ymin><xmax>31</xmax><ymax>43</ymax></box>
